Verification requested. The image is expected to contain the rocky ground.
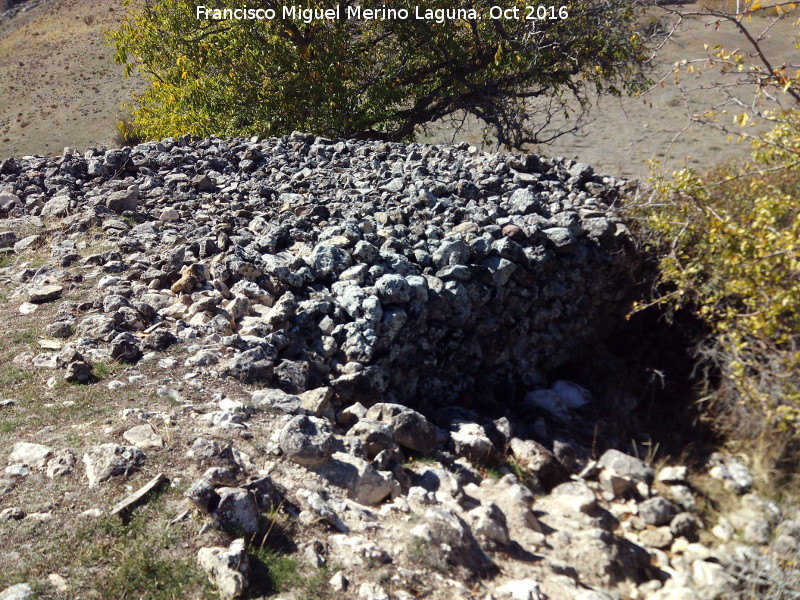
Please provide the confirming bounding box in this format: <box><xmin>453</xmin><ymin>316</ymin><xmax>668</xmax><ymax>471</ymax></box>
<box><xmin>0</xmin><ymin>134</ymin><xmax>797</xmax><ymax>599</ymax></box>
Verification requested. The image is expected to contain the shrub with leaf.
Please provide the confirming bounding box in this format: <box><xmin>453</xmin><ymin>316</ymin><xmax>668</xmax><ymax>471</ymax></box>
<box><xmin>629</xmin><ymin>2</ymin><xmax>800</xmax><ymax>451</ymax></box>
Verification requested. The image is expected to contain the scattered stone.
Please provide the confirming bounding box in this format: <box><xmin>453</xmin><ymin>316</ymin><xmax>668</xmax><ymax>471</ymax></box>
<box><xmin>64</xmin><ymin>361</ymin><xmax>92</xmax><ymax>383</ymax></box>
<box><xmin>639</xmin><ymin>497</ymin><xmax>680</xmax><ymax>527</ymax></box>
<box><xmin>7</xmin><ymin>442</ymin><xmax>52</xmax><ymax>470</ymax></box>
<box><xmin>45</xmin><ymin>449</ymin><xmax>76</xmax><ymax>478</ymax></box>
<box><xmin>508</xmin><ymin>438</ymin><xmax>568</xmax><ymax>491</ymax></box>
<box><xmin>106</xmin><ymin>186</ymin><xmax>139</xmax><ymax>214</ymax></box>
<box><xmin>26</xmin><ymin>285</ymin><xmax>63</xmax><ymax>303</ymax></box>
<box><xmin>279</xmin><ymin>415</ymin><xmax>335</xmax><ymax>467</ymax></box>
<box><xmin>708</xmin><ymin>453</ymin><xmax>753</xmax><ymax>494</ymax></box>
<box><xmin>358</xmin><ymin>582</ymin><xmax>389</xmax><ymax>600</ymax></box>
<box><xmin>639</xmin><ymin>526</ymin><xmax>673</xmax><ymax>549</ymax></box>
<box><xmin>110</xmin><ymin>472</ymin><xmax>167</xmax><ymax>516</ymax></box>
<box><xmin>18</xmin><ymin>302</ymin><xmax>37</xmax><ymax>315</ymax></box>
<box><xmin>0</xmin><ymin>231</ymin><xmax>18</xmax><ymax>248</ymax></box>
<box><xmin>597</xmin><ymin>449</ymin><xmax>653</xmax><ymax>498</ymax></box>
<box><xmin>251</xmin><ymin>388</ymin><xmax>303</xmax><ymax>414</ymax></box>
<box><xmin>365</xmin><ymin>403</ymin><xmax>437</xmax><ymax>454</ymax></box>
<box><xmin>314</xmin><ymin>453</ymin><xmax>393</xmax><ymax>505</ymax></box>
<box><xmin>123</xmin><ymin>424</ymin><xmax>164</xmax><ymax>449</ymax></box>
<box><xmin>494</xmin><ymin>579</ymin><xmax>546</xmax><ymax>600</ymax></box>
<box><xmin>213</xmin><ymin>487</ymin><xmax>264</xmax><ymax>536</ymax></box>
<box><xmin>0</xmin><ymin>584</ymin><xmax>32</xmax><ymax>600</ymax></box>
<box><xmin>197</xmin><ymin>539</ymin><xmax>249</xmax><ymax>600</ymax></box>
<box><xmin>46</xmin><ymin>575</ymin><xmax>68</xmax><ymax>594</ymax></box>
<box><xmin>329</xmin><ymin>571</ymin><xmax>349</xmax><ymax>592</ymax></box>
<box><xmin>657</xmin><ymin>466</ymin><xmax>688</xmax><ymax>484</ymax></box>
<box><xmin>469</xmin><ymin>502</ymin><xmax>511</xmax><ymax>546</ymax></box>
<box><xmin>0</xmin><ymin>508</ymin><xmax>24</xmax><ymax>521</ymax></box>
<box><xmin>82</xmin><ymin>444</ymin><xmax>145</xmax><ymax>487</ymax></box>
<box><xmin>41</xmin><ymin>195</ymin><xmax>70</xmax><ymax>218</ymax></box>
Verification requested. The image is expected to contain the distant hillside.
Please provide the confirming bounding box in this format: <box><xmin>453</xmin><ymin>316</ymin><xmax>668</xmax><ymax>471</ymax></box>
<box><xmin>0</xmin><ymin>0</ymin><xmax>795</xmax><ymax>179</ymax></box>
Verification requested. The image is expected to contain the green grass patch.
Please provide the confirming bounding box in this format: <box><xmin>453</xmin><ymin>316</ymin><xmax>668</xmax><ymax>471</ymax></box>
<box><xmin>10</xmin><ymin>328</ymin><xmax>37</xmax><ymax>346</ymax></box>
<box><xmin>0</xmin><ymin>489</ymin><xmax>215</xmax><ymax>599</ymax></box>
<box><xmin>0</xmin><ymin>367</ymin><xmax>35</xmax><ymax>387</ymax></box>
<box><xmin>0</xmin><ymin>417</ymin><xmax>22</xmax><ymax>433</ymax></box>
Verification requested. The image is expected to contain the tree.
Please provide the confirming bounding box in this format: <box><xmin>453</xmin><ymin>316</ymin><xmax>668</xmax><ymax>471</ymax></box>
<box><xmin>108</xmin><ymin>0</ymin><xmax>652</xmax><ymax>148</ymax></box>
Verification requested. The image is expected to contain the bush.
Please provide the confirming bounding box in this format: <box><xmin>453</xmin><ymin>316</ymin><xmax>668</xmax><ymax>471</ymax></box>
<box><xmin>107</xmin><ymin>0</ymin><xmax>652</xmax><ymax>147</ymax></box>
<box><xmin>630</xmin><ymin>112</ymin><xmax>800</xmax><ymax>441</ymax></box>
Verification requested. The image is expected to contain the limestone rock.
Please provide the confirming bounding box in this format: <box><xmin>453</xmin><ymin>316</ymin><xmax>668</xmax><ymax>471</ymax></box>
<box><xmin>279</xmin><ymin>415</ymin><xmax>335</xmax><ymax>467</ymax></box>
<box><xmin>365</xmin><ymin>403</ymin><xmax>437</xmax><ymax>454</ymax></box>
<box><xmin>7</xmin><ymin>442</ymin><xmax>52</xmax><ymax>470</ymax></box>
<box><xmin>197</xmin><ymin>539</ymin><xmax>249</xmax><ymax>600</ymax></box>
<box><xmin>26</xmin><ymin>285</ymin><xmax>63</xmax><ymax>303</ymax></box>
<box><xmin>82</xmin><ymin>444</ymin><xmax>145</xmax><ymax>487</ymax></box>
<box><xmin>0</xmin><ymin>584</ymin><xmax>32</xmax><ymax>600</ymax></box>
<box><xmin>314</xmin><ymin>452</ymin><xmax>393</xmax><ymax>506</ymax></box>
<box><xmin>123</xmin><ymin>424</ymin><xmax>164</xmax><ymax>449</ymax></box>
<box><xmin>213</xmin><ymin>487</ymin><xmax>264</xmax><ymax>536</ymax></box>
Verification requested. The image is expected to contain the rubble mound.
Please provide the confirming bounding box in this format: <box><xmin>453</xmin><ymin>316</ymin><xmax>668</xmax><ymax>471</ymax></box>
<box><xmin>0</xmin><ymin>133</ymin><xmax>634</xmax><ymax>411</ymax></box>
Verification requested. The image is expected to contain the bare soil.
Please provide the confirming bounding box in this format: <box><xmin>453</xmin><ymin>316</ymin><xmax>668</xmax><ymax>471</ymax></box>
<box><xmin>0</xmin><ymin>1</ymin><xmax>796</xmax><ymax>180</ymax></box>
<box><xmin>0</xmin><ymin>0</ymin><xmax>141</xmax><ymax>159</ymax></box>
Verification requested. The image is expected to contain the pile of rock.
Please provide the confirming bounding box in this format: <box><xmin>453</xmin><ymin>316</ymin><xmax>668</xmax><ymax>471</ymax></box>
<box><xmin>4</xmin><ymin>135</ymin><xmax>794</xmax><ymax>600</ymax></box>
<box><xmin>0</xmin><ymin>133</ymin><xmax>634</xmax><ymax>411</ymax></box>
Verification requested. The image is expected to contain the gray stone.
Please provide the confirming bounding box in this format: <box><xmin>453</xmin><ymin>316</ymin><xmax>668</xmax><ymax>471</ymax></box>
<box><xmin>639</xmin><ymin>526</ymin><xmax>673</xmax><ymax>549</ymax></box>
<box><xmin>657</xmin><ymin>466</ymin><xmax>688</xmax><ymax>484</ymax></box>
<box><xmin>597</xmin><ymin>449</ymin><xmax>653</xmax><ymax>496</ymax></box>
<box><xmin>41</xmin><ymin>195</ymin><xmax>71</xmax><ymax>217</ymax></box>
<box><xmin>123</xmin><ymin>424</ymin><xmax>163</xmax><ymax>449</ymax></box>
<box><xmin>451</xmin><ymin>422</ymin><xmax>494</xmax><ymax>461</ymax></box>
<box><xmin>494</xmin><ymin>579</ymin><xmax>546</xmax><ymax>600</ymax></box>
<box><xmin>346</xmin><ymin>419</ymin><xmax>396</xmax><ymax>460</ymax></box>
<box><xmin>469</xmin><ymin>502</ymin><xmax>511</xmax><ymax>546</ymax></box>
<box><xmin>7</xmin><ymin>442</ymin><xmax>52</xmax><ymax>470</ymax></box>
<box><xmin>46</xmin><ymin>449</ymin><xmax>76</xmax><ymax>478</ymax></box>
<box><xmin>82</xmin><ymin>444</ymin><xmax>145</xmax><ymax>487</ymax></box>
<box><xmin>106</xmin><ymin>186</ymin><xmax>139</xmax><ymax>213</ymax></box>
<box><xmin>508</xmin><ymin>188</ymin><xmax>540</xmax><ymax>215</ymax></box>
<box><xmin>197</xmin><ymin>539</ymin><xmax>249</xmax><ymax>600</ymax></box>
<box><xmin>64</xmin><ymin>361</ymin><xmax>92</xmax><ymax>383</ymax></box>
<box><xmin>213</xmin><ymin>487</ymin><xmax>264</xmax><ymax>536</ymax></box>
<box><xmin>251</xmin><ymin>388</ymin><xmax>303</xmax><ymax>414</ymax></box>
<box><xmin>0</xmin><ymin>584</ymin><xmax>32</xmax><ymax>600</ymax></box>
<box><xmin>185</xmin><ymin>478</ymin><xmax>220</xmax><ymax>514</ymax></box>
<box><xmin>358</xmin><ymin>582</ymin><xmax>389</xmax><ymax>600</ymax></box>
<box><xmin>314</xmin><ymin>452</ymin><xmax>393</xmax><ymax>506</ymax></box>
<box><xmin>365</xmin><ymin>403</ymin><xmax>437</xmax><ymax>454</ymax></box>
<box><xmin>224</xmin><ymin>346</ymin><xmax>275</xmax><ymax>383</ymax></box>
<box><xmin>543</xmin><ymin>480</ymin><xmax>597</xmax><ymax>515</ymax></box>
<box><xmin>670</xmin><ymin>512</ymin><xmax>701</xmax><ymax>541</ymax></box>
<box><xmin>508</xmin><ymin>437</ymin><xmax>568</xmax><ymax>491</ymax></box>
<box><xmin>639</xmin><ymin>496</ymin><xmax>680</xmax><ymax>526</ymax></box>
<box><xmin>424</xmin><ymin>507</ymin><xmax>496</xmax><ymax>575</ymax></box>
<box><xmin>0</xmin><ymin>191</ymin><xmax>20</xmax><ymax>211</ymax></box>
<box><xmin>110</xmin><ymin>332</ymin><xmax>143</xmax><ymax>363</ymax></box>
<box><xmin>299</xmin><ymin>387</ymin><xmax>333</xmax><ymax>418</ymax></box>
<box><xmin>0</xmin><ymin>231</ymin><xmax>18</xmax><ymax>249</ymax></box>
<box><xmin>279</xmin><ymin>415</ymin><xmax>335</xmax><ymax>467</ymax></box>
<box><xmin>0</xmin><ymin>508</ymin><xmax>25</xmax><ymax>521</ymax></box>
<box><xmin>13</xmin><ymin>235</ymin><xmax>41</xmax><ymax>253</ymax></box>
<box><xmin>26</xmin><ymin>285</ymin><xmax>63</xmax><ymax>303</ymax></box>
<box><xmin>708</xmin><ymin>452</ymin><xmax>753</xmax><ymax>494</ymax></box>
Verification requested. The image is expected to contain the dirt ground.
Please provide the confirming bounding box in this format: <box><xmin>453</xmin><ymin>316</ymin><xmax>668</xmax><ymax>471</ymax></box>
<box><xmin>0</xmin><ymin>1</ymin><xmax>796</xmax><ymax>180</ymax></box>
<box><xmin>0</xmin><ymin>0</ymin><xmax>141</xmax><ymax>159</ymax></box>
